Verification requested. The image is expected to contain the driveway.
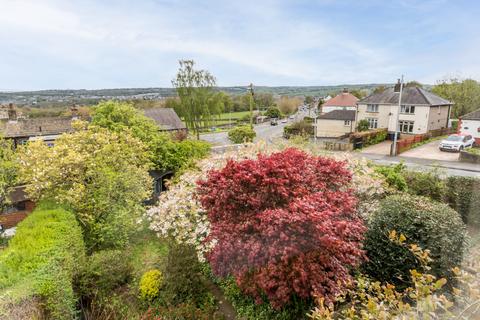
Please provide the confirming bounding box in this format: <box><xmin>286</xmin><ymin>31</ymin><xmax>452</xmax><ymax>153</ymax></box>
<box><xmin>360</xmin><ymin>141</ymin><xmax>392</xmax><ymax>155</ymax></box>
<box><xmin>401</xmin><ymin>140</ymin><xmax>460</xmax><ymax>161</ymax></box>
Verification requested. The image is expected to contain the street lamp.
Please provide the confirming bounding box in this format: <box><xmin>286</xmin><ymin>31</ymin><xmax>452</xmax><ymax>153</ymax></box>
<box><xmin>392</xmin><ymin>75</ymin><xmax>404</xmax><ymax>156</ymax></box>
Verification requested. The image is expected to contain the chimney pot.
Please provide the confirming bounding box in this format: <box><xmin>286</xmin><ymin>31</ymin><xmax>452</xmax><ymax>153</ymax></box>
<box><xmin>394</xmin><ymin>79</ymin><xmax>402</xmax><ymax>92</ymax></box>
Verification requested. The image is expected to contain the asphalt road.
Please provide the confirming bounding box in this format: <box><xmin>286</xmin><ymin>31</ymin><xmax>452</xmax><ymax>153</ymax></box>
<box><xmin>201</xmin><ymin>109</ymin><xmax>310</xmax><ymax>145</ymax></box>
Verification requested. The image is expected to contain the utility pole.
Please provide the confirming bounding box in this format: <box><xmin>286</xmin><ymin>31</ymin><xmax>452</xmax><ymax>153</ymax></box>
<box><xmin>248</xmin><ymin>83</ymin><xmax>254</xmax><ymax>128</ymax></box>
<box><xmin>392</xmin><ymin>75</ymin><xmax>404</xmax><ymax>156</ymax></box>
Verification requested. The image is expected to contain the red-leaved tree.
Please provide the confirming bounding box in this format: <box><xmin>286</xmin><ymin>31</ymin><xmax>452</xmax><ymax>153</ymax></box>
<box><xmin>197</xmin><ymin>148</ymin><xmax>366</xmax><ymax>309</ymax></box>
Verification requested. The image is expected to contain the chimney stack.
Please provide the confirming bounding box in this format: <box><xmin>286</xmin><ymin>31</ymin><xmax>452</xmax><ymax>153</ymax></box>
<box><xmin>343</xmin><ymin>87</ymin><xmax>348</xmax><ymax>93</ymax></box>
<box><xmin>7</xmin><ymin>103</ymin><xmax>17</xmax><ymax>122</ymax></box>
<box><xmin>394</xmin><ymin>79</ymin><xmax>401</xmax><ymax>92</ymax></box>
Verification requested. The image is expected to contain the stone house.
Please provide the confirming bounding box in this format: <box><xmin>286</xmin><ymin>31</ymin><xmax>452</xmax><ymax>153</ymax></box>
<box><xmin>315</xmin><ymin>110</ymin><xmax>356</xmax><ymax>138</ymax></box>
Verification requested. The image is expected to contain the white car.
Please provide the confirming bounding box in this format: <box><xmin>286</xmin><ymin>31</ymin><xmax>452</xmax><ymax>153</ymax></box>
<box><xmin>281</xmin><ymin>118</ymin><xmax>288</xmax><ymax>123</ymax></box>
<box><xmin>439</xmin><ymin>134</ymin><xmax>475</xmax><ymax>152</ymax></box>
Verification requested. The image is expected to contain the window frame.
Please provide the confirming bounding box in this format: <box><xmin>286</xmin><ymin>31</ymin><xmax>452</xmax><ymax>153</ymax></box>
<box><xmin>366</xmin><ymin>104</ymin><xmax>379</xmax><ymax>113</ymax></box>
<box><xmin>367</xmin><ymin>118</ymin><xmax>378</xmax><ymax>129</ymax></box>
<box><xmin>344</xmin><ymin>120</ymin><xmax>351</xmax><ymax>126</ymax></box>
<box><xmin>399</xmin><ymin>120</ymin><xmax>414</xmax><ymax>133</ymax></box>
<box><xmin>400</xmin><ymin>105</ymin><xmax>415</xmax><ymax>114</ymax></box>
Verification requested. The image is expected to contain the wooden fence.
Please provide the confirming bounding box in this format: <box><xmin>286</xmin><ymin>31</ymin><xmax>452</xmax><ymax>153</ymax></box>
<box><xmin>393</xmin><ymin>128</ymin><xmax>452</xmax><ymax>155</ymax></box>
<box><xmin>321</xmin><ymin>141</ymin><xmax>354</xmax><ymax>151</ymax></box>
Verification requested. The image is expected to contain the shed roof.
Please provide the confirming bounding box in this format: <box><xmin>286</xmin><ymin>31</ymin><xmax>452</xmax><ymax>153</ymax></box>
<box><xmin>318</xmin><ymin>109</ymin><xmax>356</xmax><ymax>121</ymax></box>
<box><xmin>143</xmin><ymin>108</ymin><xmax>186</xmax><ymax>131</ymax></box>
<box><xmin>359</xmin><ymin>87</ymin><xmax>451</xmax><ymax>106</ymax></box>
<box><xmin>461</xmin><ymin>109</ymin><xmax>480</xmax><ymax>120</ymax></box>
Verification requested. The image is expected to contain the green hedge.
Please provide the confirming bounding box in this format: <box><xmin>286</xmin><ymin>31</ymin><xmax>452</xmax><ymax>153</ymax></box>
<box><xmin>0</xmin><ymin>205</ymin><xmax>85</xmax><ymax>319</ymax></box>
<box><xmin>445</xmin><ymin>176</ymin><xmax>480</xmax><ymax>227</ymax></box>
<box><xmin>228</xmin><ymin>126</ymin><xmax>256</xmax><ymax>144</ymax></box>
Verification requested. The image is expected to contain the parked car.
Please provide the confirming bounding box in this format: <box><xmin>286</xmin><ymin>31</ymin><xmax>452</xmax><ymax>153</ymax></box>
<box><xmin>439</xmin><ymin>134</ymin><xmax>475</xmax><ymax>152</ymax></box>
<box><xmin>281</xmin><ymin>118</ymin><xmax>288</xmax><ymax>123</ymax></box>
<box><xmin>270</xmin><ymin>118</ymin><xmax>278</xmax><ymax>126</ymax></box>
<box><xmin>289</xmin><ymin>115</ymin><xmax>295</xmax><ymax>120</ymax></box>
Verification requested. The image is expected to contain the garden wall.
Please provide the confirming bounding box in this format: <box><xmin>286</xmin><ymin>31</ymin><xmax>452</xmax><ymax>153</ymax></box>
<box><xmin>393</xmin><ymin>127</ymin><xmax>452</xmax><ymax>155</ymax></box>
<box><xmin>350</xmin><ymin>128</ymin><xmax>387</xmax><ymax>149</ymax></box>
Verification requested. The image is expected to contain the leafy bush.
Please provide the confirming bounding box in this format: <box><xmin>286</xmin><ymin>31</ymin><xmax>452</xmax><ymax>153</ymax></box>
<box><xmin>363</xmin><ymin>194</ymin><xmax>467</xmax><ymax>288</ymax></box>
<box><xmin>374</xmin><ymin>163</ymin><xmax>407</xmax><ymax>191</ymax></box>
<box><xmin>0</xmin><ymin>206</ymin><xmax>85</xmax><ymax>319</ymax></box>
<box><xmin>357</xmin><ymin>119</ymin><xmax>370</xmax><ymax>131</ymax></box>
<box><xmin>228</xmin><ymin>125</ymin><xmax>256</xmax><ymax>144</ymax></box>
<box><xmin>264</xmin><ymin>106</ymin><xmax>281</xmax><ymax>118</ymax></box>
<box><xmin>139</xmin><ymin>269</ymin><xmax>163</xmax><ymax>302</ymax></box>
<box><xmin>402</xmin><ymin>169</ymin><xmax>446</xmax><ymax>202</ymax></box>
<box><xmin>140</xmin><ymin>303</ymin><xmax>218</xmax><ymax>320</ymax></box>
<box><xmin>161</xmin><ymin>243</ymin><xmax>210</xmax><ymax>306</ymax></box>
<box><xmin>219</xmin><ymin>276</ymin><xmax>311</xmax><ymax>320</ymax></box>
<box><xmin>445</xmin><ymin>176</ymin><xmax>480</xmax><ymax>226</ymax></box>
<box><xmin>76</xmin><ymin>250</ymin><xmax>132</xmax><ymax>299</ymax></box>
<box><xmin>283</xmin><ymin>120</ymin><xmax>313</xmax><ymax>139</ymax></box>
<box><xmin>197</xmin><ymin>148</ymin><xmax>366</xmax><ymax>309</ymax></box>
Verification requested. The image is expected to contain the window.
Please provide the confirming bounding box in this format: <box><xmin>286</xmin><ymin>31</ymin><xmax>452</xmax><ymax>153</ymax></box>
<box><xmin>399</xmin><ymin>120</ymin><xmax>414</xmax><ymax>133</ymax></box>
<box><xmin>344</xmin><ymin>120</ymin><xmax>351</xmax><ymax>126</ymax></box>
<box><xmin>400</xmin><ymin>105</ymin><xmax>415</xmax><ymax>114</ymax></box>
<box><xmin>367</xmin><ymin>118</ymin><xmax>378</xmax><ymax>129</ymax></box>
<box><xmin>367</xmin><ymin>104</ymin><xmax>379</xmax><ymax>112</ymax></box>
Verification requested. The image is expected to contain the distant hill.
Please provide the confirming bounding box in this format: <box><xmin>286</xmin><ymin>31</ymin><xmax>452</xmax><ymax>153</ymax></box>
<box><xmin>0</xmin><ymin>84</ymin><xmax>393</xmax><ymax>107</ymax></box>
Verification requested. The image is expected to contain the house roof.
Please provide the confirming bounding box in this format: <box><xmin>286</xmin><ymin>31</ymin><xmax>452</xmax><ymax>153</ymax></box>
<box><xmin>143</xmin><ymin>108</ymin><xmax>186</xmax><ymax>131</ymax></box>
<box><xmin>461</xmin><ymin>109</ymin><xmax>480</xmax><ymax>120</ymax></box>
<box><xmin>322</xmin><ymin>92</ymin><xmax>359</xmax><ymax>107</ymax></box>
<box><xmin>359</xmin><ymin>87</ymin><xmax>451</xmax><ymax>106</ymax></box>
<box><xmin>318</xmin><ymin>109</ymin><xmax>356</xmax><ymax>121</ymax></box>
<box><xmin>0</xmin><ymin>117</ymin><xmax>74</xmax><ymax>138</ymax></box>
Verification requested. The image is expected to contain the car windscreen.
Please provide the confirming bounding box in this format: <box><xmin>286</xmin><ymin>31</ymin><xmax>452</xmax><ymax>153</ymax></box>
<box><xmin>445</xmin><ymin>136</ymin><xmax>463</xmax><ymax>142</ymax></box>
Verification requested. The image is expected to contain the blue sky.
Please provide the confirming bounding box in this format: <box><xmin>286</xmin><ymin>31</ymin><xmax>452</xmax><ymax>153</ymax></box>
<box><xmin>1</xmin><ymin>0</ymin><xmax>480</xmax><ymax>90</ymax></box>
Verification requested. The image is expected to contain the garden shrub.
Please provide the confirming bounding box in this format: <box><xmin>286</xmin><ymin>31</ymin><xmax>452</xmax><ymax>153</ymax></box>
<box><xmin>161</xmin><ymin>242</ymin><xmax>210</xmax><ymax>306</ymax></box>
<box><xmin>374</xmin><ymin>163</ymin><xmax>407</xmax><ymax>191</ymax></box>
<box><xmin>76</xmin><ymin>249</ymin><xmax>132</xmax><ymax>299</ymax></box>
<box><xmin>363</xmin><ymin>194</ymin><xmax>467</xmax><ymax>288</ymax></box>
<box><xmin>140</xmin><ymin>303</ymin><xmax>218</xmax><ymax>320</ymax></box>
<box><xmin>445</xmin><ymin>176</ymin><xmax>480</xmax><ymax>227</ymax></box>
<box><xmin>402</xmin><ymin>169</ymin><xmax>446</xmax><ymax>202</ymax></box>
<box><xmin>197</xmin><ymin>148</ymin><xmax>366</xmax><ymax>309</ymax></box>
<box><xmin>139</xmin><ymin>269</ymin><xmax>163</xmax><ymax>302</ymax></box>
<box><xmin>283</xmin><ymin>120</ymin><xmax>313</xmax><ymax>139</ymax></box>
<box><xmin>0</xmin><ymin>206</ymin><xmax>85</xmax><ymax>319</ymax></box>
<box><xmin>228</xmin><ymin>125</ymin><xmax>256</xmax><ymax>143</ymax></box>
<box><xmin>357</xmin><ymin>119</ymin><xmax>369</xmax><ymax>132</ymax></box>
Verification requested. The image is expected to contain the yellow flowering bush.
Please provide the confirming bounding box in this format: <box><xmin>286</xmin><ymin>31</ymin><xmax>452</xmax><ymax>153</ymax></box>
<box><xmin>139</xmin><ymin>269</ymin><xmax>163</xmax><ymax>302</ymax></box>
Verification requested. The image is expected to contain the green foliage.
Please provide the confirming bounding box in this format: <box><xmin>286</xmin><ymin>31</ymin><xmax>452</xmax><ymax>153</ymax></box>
<box><xmin>445</xmin><ymin>176</ymin><xmax>480</xmax><ymax>227</ymax></box>
<box><xmin>374</xmin><ymin>163</ymin><xmax>407</xmax><ymax>191</ymax></box>
<box><xmin>218</xmin><ymin>277</ymin><xmax>311</xmax><ymax>320</ymax></box>
<box><xmin>283</xmin><ymin>120</ymin><xmax>313</xmax><ymax>139</ymax></box>
<box><xmin>91</xmin><ymin>100</ymin><xmax>210</xmax><ymax>172</ymax></box>
<box><xmin>0</xmin><ymin>206</ymin><xmax>85</xmax><ymax>319</ymax></box>
<box><xmin>402</xmin><ymin>169</ymin><xmax>446</xmax><ymax>202</ymax></box>
<box><xmin>161</xmin><ymin>243</ymin><xmax>210</xmax><ymax>306</ymax></box>
<box><xmin>432</xmin><ymin>78</ymin><xmax>480</xmax><ymax>117</ymax></box>
<box><xmin>357</xmin><ymin>119</ymin><xmax>370</xmax><ymax>132</ymax></box>
<box><xmin>228</xmin><ymin>125</ymin><xmax>256</xmax><ymax>144</ymax></box>
<box><xmin>363</xmin><ymin>130</ymin><xmax>387</xmax><ymax>147</ymax></box>
<box><xmin>17</xmin><ymin>125</ymin><xmax>152</xmax><ymax>252</ymax></box>
<box><xmin>363</xmin><ymin>194</ymin><xmax>467</xmax><ymax>288</ymax></box>
<box><xmin>264</xmin><ymin>106</ymin><xmax>281</xmax><ymax>118</ymax></box>
<box><xmin>139</xmin><ymin>269</ymin><xmax>163</xmax><ymax>302</ymax></box>
<box><xmin>76</xmin><ymin>250</ymin><xmax>132</xmax><ymax>299</ymax></box>
<box><xmin>172</xmin><ymin>59</ymin><xmax>220</xmax><ymax>139</ymax></box>
<box><xmin>141</xmin><ymin>303</ymin><xmax>219</xmax><ymax>320</ymax></box>
<box><xmin>0</xmin><ymin>137</ymin><xmax>17</xmax><ymax>211</ymax></box>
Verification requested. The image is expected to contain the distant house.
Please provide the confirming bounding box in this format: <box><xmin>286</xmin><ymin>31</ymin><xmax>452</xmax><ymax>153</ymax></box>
<box><xmin>357</xmin><ymin>81</ymin><xmax>452</xmax><ymax>136</ymax></box>
<box><xmin>315</xmin><ymin>110</ymin><xmax>356</xmax><ymax>138</ymax></box>
<box><xmin>0</xmin><ymin>105</ymin><xmax>78</xmax><ymax>147</ymax></box>
<box><xmin>320</xmin><ymin>89</ymin><xmax>359</xmax><ymax>113</ymax></box>
<box><xmin>143</xmin><ymin>108</ymin><xmax>187</xmax><ymax>133</ymax></box>
<box><xmin>458</xmin><ymin>109</ymin><xmax>480</xmax><ymax>144</ymax></box>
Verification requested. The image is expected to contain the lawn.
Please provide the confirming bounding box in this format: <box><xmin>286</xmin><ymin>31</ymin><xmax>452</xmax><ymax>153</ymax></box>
<box><xmin>216</xmin><ymin>111</ymin><xmax>251</xmax><ymax>120</ymax></box>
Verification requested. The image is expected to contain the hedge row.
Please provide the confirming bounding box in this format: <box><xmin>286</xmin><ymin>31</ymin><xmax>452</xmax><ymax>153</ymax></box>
<box><xmin>0</xmin><ymin>204</ymin><xmax>85</xmax><ymax>319</ymax></box>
